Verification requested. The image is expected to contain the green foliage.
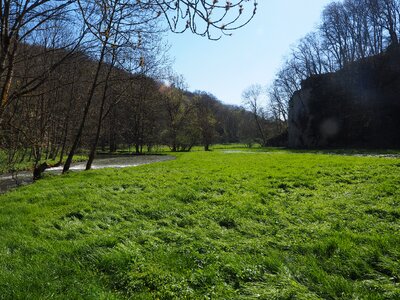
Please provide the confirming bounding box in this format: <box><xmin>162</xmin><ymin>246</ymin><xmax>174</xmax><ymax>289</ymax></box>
<box><xmin>0</xmin><ymin>149</ymin><xmax>399</xmax><ymax>298</ymax></box>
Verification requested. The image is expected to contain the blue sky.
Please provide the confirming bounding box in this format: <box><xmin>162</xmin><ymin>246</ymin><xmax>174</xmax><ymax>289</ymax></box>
<box><xmin>167</xmin><ymin>0</ymin><xmax>333</xmax><ymax>106</ymax></box>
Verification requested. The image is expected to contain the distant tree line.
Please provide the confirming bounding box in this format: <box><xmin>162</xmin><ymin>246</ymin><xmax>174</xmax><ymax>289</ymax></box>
<box><xmin>0</xmin><ymin>0</ymin><xmax>258</xmax><ymax>177</ymax></box>
<box><xmin>0</xmin><ymin>48</ymin><xmax>259</xmax><ymax>175</ymax></box>
<box><xmin>244</xmin><ymin>0</ymin><xmax>400</xmax><ymax>145</ymax></box>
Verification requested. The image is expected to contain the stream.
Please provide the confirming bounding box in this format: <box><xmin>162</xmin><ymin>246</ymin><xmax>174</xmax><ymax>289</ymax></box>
<box><xmin>0</xmin><ymin>155</ymin><xmax>175</xmax><ymax>194</ymax></box>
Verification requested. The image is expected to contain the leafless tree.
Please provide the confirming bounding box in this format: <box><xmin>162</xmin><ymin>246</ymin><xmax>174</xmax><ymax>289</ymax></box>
<box><xmin>63</xmin><ymin>0</ymin><xmax>160</xmax><ymax>171</ymax></box>
<box><xmin>159</xmin><ymin>74</ymin><xmax>195</xmax><ymax>151</ymax></box>
<box><xmin>193</xmin><ymin>91</ymin><xmax>218</xmax><ymax>151</ymax></box>
<box><xmin>242</xmin><ymin>84</ymin><xmax>269</xmax><ymax>146</ymax></box>
<box><xmin>157</xmin><ymin>0</ymin><xmax>258</xmax><ymax>40</ymax></box>
<box><xmin>0</xmin><ymin>0</ymin><xmax>83</xmax><ymax>123</ymax></box>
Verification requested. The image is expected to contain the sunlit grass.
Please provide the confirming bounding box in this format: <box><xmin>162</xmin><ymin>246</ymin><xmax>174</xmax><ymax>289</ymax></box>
<box><xmin>0</xmin><ymin>148</ymin><xmax>399</xmax><ymax>298</ymax></box>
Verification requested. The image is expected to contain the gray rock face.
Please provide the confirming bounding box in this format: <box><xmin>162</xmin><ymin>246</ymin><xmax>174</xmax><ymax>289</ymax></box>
<box><xmin>288</xmin><ymin>47</ymin><xmax>400</xmax><ymax>149</ymax></box>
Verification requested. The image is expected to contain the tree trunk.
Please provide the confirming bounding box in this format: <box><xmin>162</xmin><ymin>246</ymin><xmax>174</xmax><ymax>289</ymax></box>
<box><xmin>63</xmin><ymin>42</ymin><xmax>107</xmax><ymax>173</ymax></box>
<box><xmin>0</xmin><ymin>41</ymin><xmax>17</xmax><ymax>121</ymax></box>
<box><xmin>254</xmin><ymin>115</ymin><xmax>267</xmax><ymax>146</ymax></box>
<box><xmin>109</xmin><ymin>106</ymin><xmax>117</xmax><ymax>152</ymax></box>
<box><xmin>86</xmin><ymin>62</ymin><xmax>114</xmax><ymax>170</ymax></box>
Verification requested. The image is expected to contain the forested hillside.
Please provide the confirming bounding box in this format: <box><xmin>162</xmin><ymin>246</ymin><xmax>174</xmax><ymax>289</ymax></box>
<box><xmin>0</xmin><ymin>47</ymin><xmax>259</xmax><ymax>170</ymax></box>
<box><xmin>0</xmin><ymin>0</ymin><xmax>260</xmax><ymax>176</ymax></box>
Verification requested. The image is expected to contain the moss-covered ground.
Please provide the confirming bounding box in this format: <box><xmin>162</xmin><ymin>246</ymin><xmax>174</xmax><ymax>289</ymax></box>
<box><xmin>0</xmin><ymin>148</ymin><xmax>399</xmax><ymax>299</ymax></box>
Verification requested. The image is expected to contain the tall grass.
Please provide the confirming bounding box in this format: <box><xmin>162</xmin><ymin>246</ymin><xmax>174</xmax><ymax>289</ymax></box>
<box><xmin>0</xmin><ymin>149</ymin><xmax>399</xmax><ymax>299</ymax></box>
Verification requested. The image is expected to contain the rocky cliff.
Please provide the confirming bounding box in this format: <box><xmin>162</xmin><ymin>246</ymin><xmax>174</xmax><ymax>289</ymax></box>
<box><xmin>288</xmin><ymin>47</ymin><xmax>400</xmax><ymax>148</ymax></box>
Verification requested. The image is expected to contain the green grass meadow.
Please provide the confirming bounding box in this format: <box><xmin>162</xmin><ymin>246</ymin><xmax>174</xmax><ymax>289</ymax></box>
<box><xmin>0</xmin><ymin>149</ymin><xmax>399</xmax><ymax>299</ymax></box>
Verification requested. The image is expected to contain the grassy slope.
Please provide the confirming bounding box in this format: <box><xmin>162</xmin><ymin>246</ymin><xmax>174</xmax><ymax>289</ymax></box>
<box><xmin>0</xmin><ymin>149</ymin><xmax>399</xmax><ymax>299</ymax></box>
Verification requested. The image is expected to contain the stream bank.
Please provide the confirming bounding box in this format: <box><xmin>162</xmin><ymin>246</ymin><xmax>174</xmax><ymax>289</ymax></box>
<box><xmin>0</xmin><ymin>155</ymin><xmax>175</xmax><ymax>194</ymax></box>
